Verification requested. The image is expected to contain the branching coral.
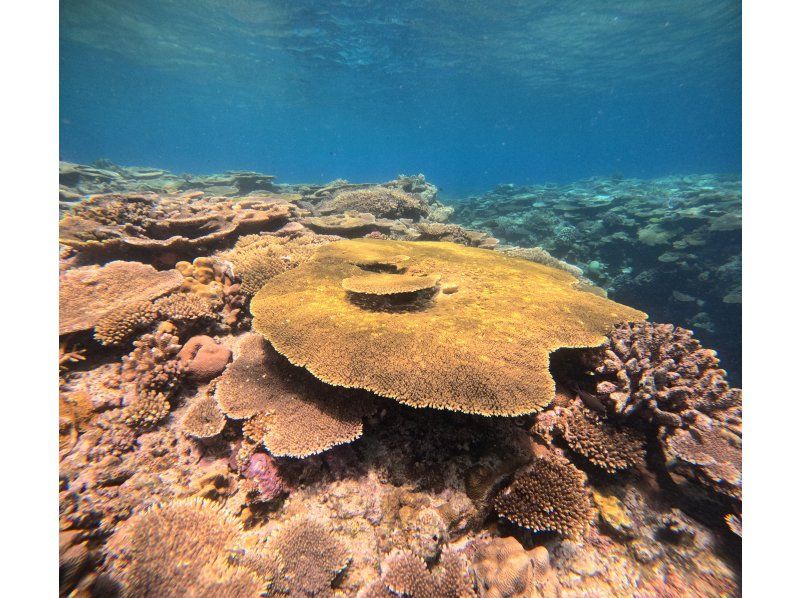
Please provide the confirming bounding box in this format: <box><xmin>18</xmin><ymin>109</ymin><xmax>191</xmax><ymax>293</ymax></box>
<box><xmin>252</xmin><ymin>239</ymin><xmax>646</xmax><ymax>416</ymax></box>
<box><xmin>120</xmin><ymin>324</ymin><xmax>185</xmax><ymax>429</ymax></box>
<box><xmin>320</xmin><ymin>186</ymin><xmax>429</xmax><ymax>220</ymax></box>
<box><xmin>105</xmin><ymin>498</ymin><xmax>267</xmax><ymax>597</ymax></box>
<box><xmin>594</xmin><ymin>322</ymin><xmax>741</xmax><ymax>427</ymax></box>
<box><xmin>94</xmin><ymin>300</ymin><xmax>158</xmax><ymax>346</ymax></box>
<box><xmin>153</xmin><ymin>293</ymin><xmax>219</xmax><ymax>326</ymax></box>
<box><xmin>550</xmin><ymin>402</ymin><xmax>646</xmax><ymax>472</ymax></box>
<box><xmin>221</xmin><ymin>233</ymin><xmax>335</xmax><ymax>296</ymax></box>
<box><xmin>471</xmin><ymin>536</ymin><xmax>535</xmax><ymax>598</ymax></box>
<box><xmin>176</xmin><ymin>256</ymin><xmax>250</xmax><ymax>329</ymax></box>
<box><xmin>216</xmin><ymin>334</ymin><xmax>372</xmax><ymax>457</ymax></box>
<box><xmin>60</xmin><ymin>261</ymin><xmax>182</xmax><ymax>335</ymax></box>
<box><xmin>261</xmin><ymin>515</ymin><xmax>351</xmax><ymax>597</ymax></box>
<box><xmin>493</xmin><ymin>457</ymin><xmax>592</xmax><ymax>538</ymax></box>
<box><xmin>361</xmin><ymin>548</ymin><xmax>476</xmax><ymax>598</ymax></box>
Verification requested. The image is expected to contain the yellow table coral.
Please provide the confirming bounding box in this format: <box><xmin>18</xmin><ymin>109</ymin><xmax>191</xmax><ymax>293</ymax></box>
<box><xmin>252</xmin><ymin>239</ymin><xmax>646</xmax><ymax>416</ymax></box>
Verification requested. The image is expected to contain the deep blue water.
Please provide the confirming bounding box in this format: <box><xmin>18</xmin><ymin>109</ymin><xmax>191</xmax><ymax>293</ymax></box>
<box><xmin>60</xmin><ymin>0</ymin><xmax>741</xmax><ymax>196</ymax></box>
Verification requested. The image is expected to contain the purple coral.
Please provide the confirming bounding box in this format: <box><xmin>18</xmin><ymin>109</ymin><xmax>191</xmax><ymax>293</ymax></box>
<box><xmin>242</xmin><ymin>452</ymin><xmax>288</xmax><ymax>502</ymax></box>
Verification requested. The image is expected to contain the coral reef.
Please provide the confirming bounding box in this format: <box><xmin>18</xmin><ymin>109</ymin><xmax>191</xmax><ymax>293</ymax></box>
<box><xmin>252</xmin><ymin>238</ymin><xmax>646</xmax><ymax>416</ymax></box>
<box><xmin>493</xmin><ymin>457</ymin><xmax>593</xmax><ymax>538</ymax></box>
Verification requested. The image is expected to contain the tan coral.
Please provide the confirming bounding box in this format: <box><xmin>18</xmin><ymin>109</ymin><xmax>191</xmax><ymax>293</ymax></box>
<box><xmin>221</xmin><ymin>233</ymin><xmax>335</xmax><ymax>296</ymax></box>
<box><xmin>471</xmin><ymin>536</ymin><xmax>535</xmax><ymax>598</ymax></box>
<box><xmin>252</xmin><ymin>239</ymin><xmax>646</xmax><ymax>416</ymax></box>
<box><xmin>94</xmin><ymin>300</ymin><xmax>158</xmax><ymax>346</ymax></box>
<box><xmin>153</xmin><ymin>293</ymin><xmax>218</xmax><ymax>325</ymax></box>
<box><xmin>342</xmin><ymin>272</ymin><xmax>441</xmax><ymax>295</ymax></box>
<box><xmin>262</xmin><ymin>515</ymin><xmax>351</xmax><ymax>597</ymax></box>
<box><xmin>378</xmin><ymin>548</ymin><xmax>476</xmax><ymax>598</ymax></box>
<box><xmin>181</xmin><ymin>394</ymin><xmax>227</xmax><ymax>439</ymax></box>
<box><xmin>320</xmin><ymin>187</ymin><xmax>429</xmax><ymax>220</ymax></box>
<box><xmin>60</xmin><ymin>261</ymin><xmax>182</xmax><ymax>335</ymax></box>
<box><xmin>216</xmin><ymin>334</ymin><xmax>372</xmax><ymax>457</ymax></box>
<box><xmin>493</xmin><ymin>457</ymin><xmax>592</xmax><ymax>538</ymax></box>
<box><xmin>177</xmin><ymin>335</ymin><xmax>232</xmax><ymax>381</ymax></box>
<box><xmin>105</xmin><ymin>498</ymin><xmax>267</xmax><ymax>597</ymax></box>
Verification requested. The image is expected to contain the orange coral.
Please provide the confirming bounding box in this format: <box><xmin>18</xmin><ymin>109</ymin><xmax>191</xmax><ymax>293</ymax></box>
<box><xmin>252</xmin><ymin>239</ymin><xmax>646</xmax><ymax>416</ymax></box>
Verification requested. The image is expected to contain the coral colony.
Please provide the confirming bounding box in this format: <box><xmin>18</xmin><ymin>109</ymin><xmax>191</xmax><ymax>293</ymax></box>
<box><xmin>59</xmin><ymin>161</ymin><xmax>741</xmax><ymax>596</ymax></box>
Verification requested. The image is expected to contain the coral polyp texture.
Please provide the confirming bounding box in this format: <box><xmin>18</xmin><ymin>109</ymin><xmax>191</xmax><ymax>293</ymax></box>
<box><xmin>216</xmin><ymin>333</ymin><xmax>372</xmax><ymax>457</ymax></box>
<box><xmin>58</xmin><ymin>163</ymin><xmax>742</xmax><ymax>597</ymax></box>
<box><xmin>493</xmin><ymin>457</ymin><xmax>593</xmax><ymax>538</ymax></box>
<box><xmin>105</xmin><ymin>499</ymin><xmax>266</xmax><ymax>597</ymax></box>
<box><xmin>252</xmin><ymin>238</ymin><xmax>647</xmax><ymax>416</ymax></box>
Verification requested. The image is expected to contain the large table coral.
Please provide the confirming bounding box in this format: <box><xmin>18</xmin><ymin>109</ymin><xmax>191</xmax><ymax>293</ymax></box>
<box><xmin>251</xmin><ymin>238</ymin><xmax>647</xmax><ymax>416</ymax></box>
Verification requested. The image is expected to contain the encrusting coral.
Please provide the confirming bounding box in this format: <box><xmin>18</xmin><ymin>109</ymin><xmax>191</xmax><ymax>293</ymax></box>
<box><xmin>59</xmin><ymin>260</ymin><xmax>182</xmax><ymax>335</ymax></box>
<box><xmin>252</xmin><ymin>238</ymin><xmax>647</xmax><ymax>416</ymax></box>
<box><xmin>360</xmin><ymin>548</ymin><xmax>476</xmax><ymax>598</ymax></box>
<box><xmin>470</xmin><ymin>536</ymin><xmax>535</xmax><ymax>598</ymax></box>
<box><xmin>493</xmin><ymin>456</ymin><xmax>592</xmax><ymax>538</ymax></box>
<box><xmin>105</xmin><ymin>498</ymin><xmax>267</xmax><ymax>597</ymax></box>
<box><xmin>216</xmin><ymin>333</ymin><xmax>372</xmax><ymax>457</ymax></box>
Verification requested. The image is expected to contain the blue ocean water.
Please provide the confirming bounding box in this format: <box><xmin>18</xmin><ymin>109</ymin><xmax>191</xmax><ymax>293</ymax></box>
<box><xmin>60</xmin><ymin>0</ymin><xmax>741</xmax><ymax>197</ymax></box>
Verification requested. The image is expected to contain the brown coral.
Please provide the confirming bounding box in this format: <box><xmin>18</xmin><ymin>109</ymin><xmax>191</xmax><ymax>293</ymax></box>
<box><xmin>94</xmin><ymin>300</ymin><xmax>158</xmax><ymax>346</ymax></box>
<box><xmin>252</xmin><ymin>239</ymin><xmax>646</xmax><ymax>416</ymax></box>
<box><xmin>320</xmin><ymin>186</ymin><xmax>429</xmax><ymax>220</ymax></box>
<box><xmin>302</xmin><ymin>211</ymin><xmax>401</xmax><ymax>236</ymax></box>
<box><xmin>105</xmin><ymin>498</ymin><xmax>266</xmax><ymax>597</ymax></box>
<box><xmin>555</xmin><ymin>402</ymin><xmax>646</xmax><ymax>472</ymax></box>
<box><xmin>60</xmin><ymin>261</ymin><xmax>182</xmax><ymax>335</ymax></box>
<box><xmin>493</xmin><ymin>457</ymin><xmax>592</xmax><ymax>538</ymax></box>
<box><xmin>216</xmin><ymin>334</ymin><xmax>371</xmax><ymax>457</ymax></box>
<box><xmin>471</xmin><ymin>536</ymin><xmax>535</xmax><ymax>598</ymax></box>
<box><xmin>262</xmin><ymin>515</ymin><xmax>351</xmax><ymax>597</ymax></box>
<box><xmin>181</xmin><ymin>394</ymin><xmax>226</xmax><ymax>439</ymax></box>
<box><xmin>413</xmin><ymin>221</ymin><xmax>499</xmax><ymax>248</ymax></box>
<box><xmin>177</xmin><ymin>335</ymin><xmax>232</xmax><ymax>381</ymax></box>
<box><xmin>153</xmin><ymin>293</ymin><xmax>218</xmax><ymax>325</ymax></box>
<box><xmin>371</xmin><ymin>548</ymin><xmax>476</xmax><ymax>598</ymax></box>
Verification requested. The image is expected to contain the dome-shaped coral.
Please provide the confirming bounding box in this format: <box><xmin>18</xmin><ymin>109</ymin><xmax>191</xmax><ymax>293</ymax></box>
<box><xmin>105</xmin><ymin>498</ymin><xmax>266</xmax><ymax>597</ymax></box>
<box><xmin>471</xmin><ymin>536</ymin><xmax>535</xmax><ymax>598</ymax></box>
<box><xmin>493</xmin><ymin>457</ymin><xmax>592</xmax><ymax>538</ymax></box>
<box><xmin>215</xmin><ymin>333</ymin><xmax>372</xmax><ymax>457</ymax></box>
<box><xmin>252</xmin><ymin>239</ymin><xmax>646</xmax><ymax>416</ymax></box>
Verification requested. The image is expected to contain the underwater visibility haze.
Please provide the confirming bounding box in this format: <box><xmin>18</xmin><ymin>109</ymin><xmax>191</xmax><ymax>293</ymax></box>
<box><xmin>58</xmin><ymin>1</ymin><xmax>742</xmax><ymax>596</ymax></box>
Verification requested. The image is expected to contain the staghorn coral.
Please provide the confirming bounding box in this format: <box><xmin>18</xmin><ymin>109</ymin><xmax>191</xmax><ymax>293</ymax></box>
<box><xmin>177</xmin><ymin>335</ymin><xmax>231</xmax><ymax>381</ymax></box>
<box><xmin>221</xmin><ymin>233</ymin><xmax>335</xmax><ymax>296</ymax></box>
<box><xmin>181</xmin><ymin>394</ymin><xmax>226</xmax><ymax>439</ymax></box>
<box><xmin>59</xmin><ymin>343</ymin><xmax>86</xmax><ymax>372</ymax></box>
<box><xmin>60</xmin><ymin>261</ymin><xmax>182</xmax><ymax>335</ymax></box>
<box><xmin>261</xmin><ymin>515</ymin><xmax>351</xmax><ymax>597</ymax></box>
<box><xmin>94</xmin><ymin>300</ymin><xmax>158</xmax><ymax>346</ymax></box>
<box><xmin>364</xmin><ymin>548</ymin><xmax>476</xmax><ymax>598</ymax></box>
<box><xmin>320</xmin><ymin>186</ymin><xmax>429</xmax><ymax>220</ymax></box>
<box><xmin>471</xmin><ymin>536</ymin><xmax>535</xmax><ymax>598</ymax></box>
<box><xmin>105</xmin><ymin>498</ymin><xmax>266</xmax><ymax>597</ymax></box>
<box><xmin>216</xmin><ymin>334</ymin><xmax>372</xmax><ymax>457</ymax></box>
<box><xmin>594</xmin><ymin>322</ymin><xmax>741</xmax><ymax>427</ymax></box>
<box><xmin>252</xmin><ymin>239</ymin><xmax>646</xmax><ymax>416</ymax></box>
<box><xmin>493</xmin><ymin>457</ymin><xmax>592</xmax><ymax>538</ymax></box>
<box><xmin>555</xmin><ymin>402</ymin><xmax>646</xmax><ymax>472</ymax></box>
